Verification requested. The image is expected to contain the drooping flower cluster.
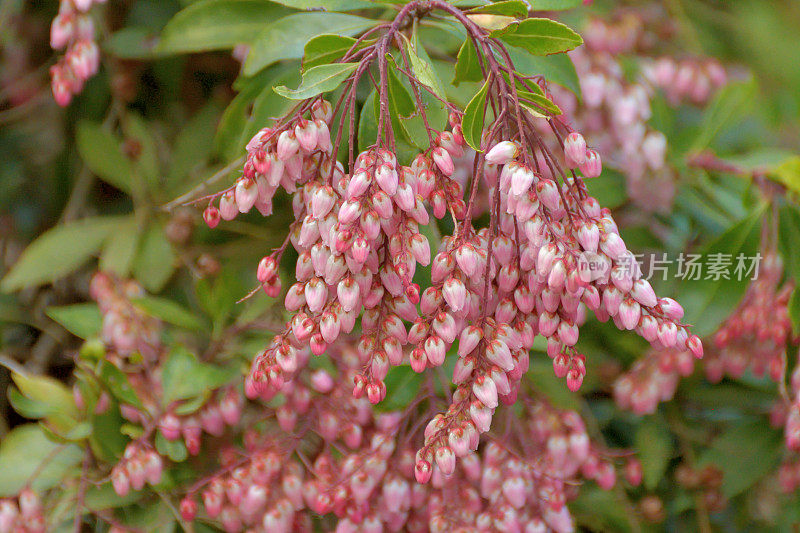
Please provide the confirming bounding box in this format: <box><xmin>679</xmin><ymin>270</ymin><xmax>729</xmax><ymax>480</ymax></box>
<box><xmin>174</xmin><ymin>341</ymin><xmax>630</xmax><ymax>533</ymax></box>
<box><xmin>706</xmin><ymin>253</ymin><xmax>792</xmax><ymax>383</ymax></box>
<box><xmin>550</xmin><ymin>7</ymin><xmax>728</xmax><ymax>212</ymax></box>
<box><xmin>613</xmin><ymin>346</ymin><xmax>696</xmax><ymax>415</ymax></box>
<box><xmin>49</xmin><ymin>0</ymin><xmax>104</xmax><ymax>106</ymax></box>
<box><xmin>90</xmin><ymin>271</ymin><xmax>161</xmax><ymax>360</ymax></box>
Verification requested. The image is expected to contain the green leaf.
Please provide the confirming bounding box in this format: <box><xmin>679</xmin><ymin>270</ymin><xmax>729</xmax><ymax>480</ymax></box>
<box><xmin>0</xmin><ymin>425</ymin><xmax>83</xmax><ymax>497</ymax></box>
<box><xmin>698</xmin><ymin>420</ymin><xmax>782</xmax><ymax>498</ymax></box>
<box><xmin>453</xmin><ymin>39</ymin><xmax>484</xmax><ymax>86</ymax></box>
<box><xmin>584</xmin><ymin>168</ymin><xmax>626</xmax><ymax>208</ymax></box>
<box><xmin>274</xmin><ymin>63</ymin><xmax>358</xmax><ymax>100</ymax></box>
<box><xmin>692</xmin><ymin>78</ymin><xmax>757</xmax><ymax>151</ymax></box>
<box><xmin>99</xmin><ymin>217</ymin><xmax>139</xmax><ymax>277</ymax></box>
<box><xmin>1</xmin><ymin>216</ymin><xmax>123</xmax><ymax>292</ymax></box>
<box><xmin>517</xmin><ymin>89</ymin><xmax>562</xmax><ymax>116</ymax></box>
<box><xmin>377</xmin><ymin>366</ymin><xmax>424</xmax><ymax>412</ymax></box>
<box><xmin>161</xmin><ymin>347</ymin><xmax>239</xmax><ymax>406</ymax></box>
<box><xmin>104</xmin><ymin>27</ymin><xmax>160</xmax><ymax>60</ymax></box>
<box><xmin>85</xmin><ymin>483</ymin><xmax>142</xmax><ymax>511</ymax></box>
<box><xmin>167</xmin><ymin>103</ymin><xmax>221</xmax><ymax>189</ymax></box>
<box><xmin>789</xmin><ymin>288</ymin><xmax>800</xmax><ymax>338</ymax></box>
<box><xmin>269</xmin><ymin>0</ymin><xmax>378</xmax><ymax>9</ymax></box>
<box><xmin>462</xmin><ymin>78</ymin><xmax>490</xmax><ymax>151</ymax></box>
<box><xmin>89</xmin><ymin>406</ymin><xmax>128</xmax><ymax>462</ymax></box>
<box><xmin>155</xmin><ymin>432</ymin><xmax>188</xmax><ymax>462</ymax></box>
<box><xmin>245</xmin><ymin>13</ymin><xmax>375</xmax><ymax>76</ymax></box>
<box><xmin>526</xmin><ymin>358</ymin><xmax>581</xmax><ymax>411</ymax></box>
<box><xmin>778</xmin><ymin>203</ymin><xmax>800</xmax><ymax>283</ymax></box>
<box><xmin>122</xmin><ymin>112</ymin><xmax>160</xmax><ymax>191</ymax></box>
<box><xmin>634</xmin><ymin>416</ymin><xmax>673</xmax><ymax>490</ymax></box>
<box><xmin>76</xmin><ymin>121</ymin><xmax>133</xmax><ymax>193</ymax></box>
<box><xmin>158</xmin><ymin>0</ymin><xmax>291</xmax><ymax>54</ymax></box>
<box><xmin>358</xmin><ymin>90</ymin><xmax>379</xmax><ymax>153</ymax></box>
<box><xmin>532</xmin><ymin>0</ymin><xmax>582</xmax><ymax>10</ymax></box>
<box><xmin>678</xmin><ymin>208</ymin><xmax>764</xmax><ymax>337</ymax></box>
<box><xmin>401</xmin><ymin>31</ymin><xmax>447</xmax><ymax>101</ymax></box>
<box><xmin>303</xmin><ymin>34</ymin><xmax>358</xmax><ymax>71</ymax></box>
<box><xmin>98</xmin><ymin>360</ymin><xmax>143</xmax><ymax>409</ymax></box>
<box><xmin>492</xmin><ymin>18</ymin><xmax>583</xmax><ymax>56</ymax></box>
<box><xmin>46</xmin><ymin>303</ymin><xmax>102</xmax><ymax>339</ymax></box>
<box><xmin>132</xmin><ymin>223</ymin><xmax>176</xmax><ymax>293</ymax></box>
<box><xmin>8</xmin><ymin>388</ymin><xmax>51</xmax><ymax>419</ymax></box>
<box><xmin>468</xmin><ymin>0</ymin><xmax>529</xmax><ymax>18</ymax></box>
<box><xmin>504</xmin><ymin>45</ymin><xmax>581</xmax><ymax>96</ymax></box>
<box><xmin>570</xmin><ymin>486</ymin><xmax>634</xmax><ymax>533</ymax></box>
<box><xmin>131</xmin><ymin>296</ymin><xmax>205</xmax><ymax>331</ymax></box>
<box><xmin>772</xmin><ymin>156</ymin><xmax>800</xmax><ymax>196</ymax></box>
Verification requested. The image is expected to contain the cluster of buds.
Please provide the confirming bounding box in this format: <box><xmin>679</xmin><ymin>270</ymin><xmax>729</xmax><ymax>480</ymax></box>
<box><xmin>643</xmin><ymin>57</ymin><xmax>728</xmax><ymax>106</ymax></box>
<box><xmin>550</xmin><ymin>6</ymin><xmax>728</xmax><ymax>212</ymax></box>
<box><xmin>49</xmin><ymin>0</ymin><xmax>105</xmax><ymax>106</ymax></box>
<box><xmin>706</xmin><ymin>253</ymin><xmax>793</xmax><ymax>383</ymax></box>
<box><xmin>0</xmin><ymin>489</ymin><xmax>45</xmax><ymax>533</ymax></box>
<box><xmin>236</xmin><ymin>104</ymin><xmax>470</xmax><ymax>403</ymax></box>
<box><xmin>613</xmin><ymin>346</ymin><xmax>696</xmax><ymax>415</ymax></box>
<box><xmin>90</xmin><ymin>272</ymin><xmax>161</xmax><ymax>360</ymax></box>
<box><xmin>111</xmin><ymin>443</ymin><xmax>164</xmax><ymax>496</ymax></box>
<box><xmin>152</xmin><ymin>388</ymin><xmax>243</xmax><ymax>455</ymax></box>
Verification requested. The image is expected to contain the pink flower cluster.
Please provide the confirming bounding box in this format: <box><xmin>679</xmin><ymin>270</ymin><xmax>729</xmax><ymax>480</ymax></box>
<box><xmin>706</xmin><ymin>253</ymin><xmax>792</xmax><ymax>383</ymax></box>
<box><xmin>551</xmin><ymin>7</ymin><xmax>728</xmax><ymax>212</ymax></box>
<box><xmin>90</xmin><ymin>272</ymin><xmax>160</xmax><ymax>361</ymax></box>
<box><xmin>613</xmin><ymin>346</ymin><xmax>696</xmax><ymax>415</ymax></box>
<box><xmin>49</xmin><ymin>0</ymin><xmax>104</xmax><ymax>106</ymax></box>
<box><xmin>0</xmin><ymin>489</ymin><xmax>45</xmax><ymax>533</ymax></box>
<box><xmin>176</xmin><ymin>342</ymin><xmax>629</xmax><ymax>532</ymax></box>
<box><xmin>111</xmin><ymin>443</ymin><xmax>164</xmax><ymax>497</ymax></box>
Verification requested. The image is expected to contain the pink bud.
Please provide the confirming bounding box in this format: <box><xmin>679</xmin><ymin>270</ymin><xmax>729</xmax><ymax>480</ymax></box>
<box><xmin>219</xmin><ymin>190</ymin><xmax>238</xmax><ymax>221</ymax></box>
<box><xmin>631</xmin><ymin>279</ymin><xmax>657</xmax><ymax>307</ymax></box>
<box><xmin>564</xmin><ymin>131</ymin><xmax>587</xmax><ymax>167</ymax></box>
<box><xmin>376</xmin><ymin>163</ymin><xmax>398</xmax><ymax>195</ymax></box>
<box><xmin>111</xmin><ymin>467</ymin><xmax>130</xmax><ymax>496</ymax></box>
<box><xmin>434</xmin><ymin>446</ymin><xmax>456</xmax><ymax>476</ymax></box>
<box><xmin>51</xmin><ymin>13</ymin><xmax>74</xmax><ymax>50</ymax></box>
<box><xmin>686</xmin><ymin>334</ymin><xmax>703</xmax><ymax>358</ymax></box>
<box><xmin>535</xmin><ymin>179</ymin><xmax>560</xmax><ymax>211</ymax></box>
<box><xmin>458</xmin><ymin>326</ymin><xmax>483</xmax><ymax>357</ymax></box>
<box><xmin>257</xmin><ymin>256</ymin><xmax>277</xmax><ymax>283</ymax></box>
<box><xmin>235</xmin><ymin>178</ymin><xmax>258</xmax><ymax>213</ymax></box>
<box><xmin>472</xmin><ymin>374</ymin><xmax>498</xmax><ymax>408</ymax></box>
<box><xmin>304</xmin><ymin>278</ymin><xmax>327</xmax><ymax>313</ymax></box>
<box><xmin>312</xmin><ymin>185</ymin><xmax>335</xmax><ymax>219</ymax></box>
<box><xmin>579</xmin><ymin>149</ymin><xmax>602</xmax><ymax>178</ymax></box>
<box><xmin>486</xmin><ymin>140</ymin><xmax>520</xmax><ymax>165</ymax></box>
<box><xmin>415</xmin><ymin>459</ymin><xmax>432</xmax><ymax>484</ymax></box>
<box><xmin>276</xmin><ymin>130</ymin><xmax>299</xmax><ymax>161</ymax></box>
<box><xmin>432</xmin><ymin>147</ymin><xmax>454</xmax><ymax>176</ymax></box>
<box><xmin>442</xmin><ymin>277</ymin><xmax>467</xmax><ymax>312</ymax></box>
<box><xmin>424</xmin><ymin>335</ymin><xmax>446</xmax><ymax>366</ymax></box>
<box><xmin>659</xmin><ymin>297</ymin><xmax>684</xmax><ymax>321</ymax></box>
<box><xmin>618</xmin><ymin>298</ymin><xmax>641</xmax><ymax>330</ymax></box>
<box><xmin>158</xmin><ymin>414</ymin><xmax>181</xmax><ymax>441</ymax></box>
<box><xmin>566</xmin><ymin>368</ymin><xmax>584</xmax><ymax>391</ymax></box>
<box><xmin>295</xmin><ymin>120</ymin><xmax>317</xmax><ymax>153</ymax></box>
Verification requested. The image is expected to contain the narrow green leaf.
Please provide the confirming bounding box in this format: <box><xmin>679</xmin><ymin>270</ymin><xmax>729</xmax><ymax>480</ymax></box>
<box><xmin>462</xmin><ymin>79</ymin><xmax>490</xmax><ymax>151</ymax></box>
<box><xmin>245</xmin><ymin>13</ymin><xmax>375</xmax><ymax>76</ymax></box>
<box><xmin>122</xmin><ymin>112</ymin><xmax>160</xmax><ymax>190</ymax></box>
<box><xmin>789</xmin><ymin>288</ymin><xmax>800</xmax><ymax>338</ymax></box>
<box><xmin>158</xmin><ymin>0</ymin><xmax>291</xmax><ymax>54</ymax></box>
<box><xmin>634</xmin><ymin>416</ymin><xmax>673</xmax><ymax>490</ymax></box>
<box><xmin>467</xmin><ymin>0</ymin><xmax>529</xmax><ymax>18</ymax></box>
<box><xmin>692</xmin><ymin>78</ymin><xmax>757</xmax><ymax>151</ymax></box>
<box><xmin>132</xmin><ymin>223</ymin><xmax>176</xmax><ymax>293</ymax></box>
<box><xmin>76</xmin><ymin>122</ymin><xmax>133</xmax><ymax>193</ymax></box>
<box><xmin>46</xmin><ymin>303</ymin><xmax>102</xmax><ymax>339</ymax></box>
<box><xmin>453</xmin><ymin>39</ymin><xmax>484</xmax><ymax>86</ymax></box>
<box><xmin>492</xmin><ymin>18</ymin><xmax>583</xmax><ymax>56</ymax></box>
<box><xmin>131</xmin><ymin>296</ymin><xmax>205</xmax><ymax>331</ymax></box>
<box><xmin>98</xmin><ymin>360</ymin><xmax>143</xmax><ymax>409</ymax></box>
<box><xmin>1</xmin><ymin>217</ymin><xmax>123</xmax><ymax>292</ymax></box>
<box><xmin>303</xmin><ymin>34</ymin><xmax>358</xmax><ymax>71</ymax></box>
<box><xmin>167</xmin><ymin>103</ymin><xmax>221</xmax><ymax>188</ymax></box>
<box><xmin>358</xmin><ymin>90</ymin><xmax>379</xmax><ymax>154</ymax></box>
<box><xmin>517</xmin><ymin>89</ymin><xmax>562</xmax><ymax>116</ymax></box>
<box><xmin>778</xmin><ymin>203</ymin><xmax>800</xmax><ymax>283</ymax></box>
<box><xmin>274</xmin><ymin>63</ymin><xmax>358</xmax><ymax>100</ymax></box>
<box><xmin>401</xmin><ymin>31</ymin><xmax>447</xmax><ymax>101</ymax></box>
<box><xmin>678</xmin><ymin>208</ymin><xmax>765</xmax><ymax>337</ymax></box>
